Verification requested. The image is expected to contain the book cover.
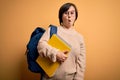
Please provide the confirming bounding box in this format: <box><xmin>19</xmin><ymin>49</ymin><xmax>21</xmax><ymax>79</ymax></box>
<box><xmin>36</xmin><ymin>34</ymin><xmax>71</xmax><ymax>77</ymax></box>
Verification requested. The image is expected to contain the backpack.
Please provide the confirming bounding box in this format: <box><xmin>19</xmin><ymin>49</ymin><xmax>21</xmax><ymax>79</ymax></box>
<box><xmin>26</xmin><ymin>25</ymin><xmax>57</xmax><ymax>73</ymax></box>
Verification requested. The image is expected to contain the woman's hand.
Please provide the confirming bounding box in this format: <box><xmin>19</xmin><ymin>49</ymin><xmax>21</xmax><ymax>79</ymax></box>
<box><xmin>56</xmin><ymin>50</ymin><xmax>69</xmax><ymax>63</ymax></box>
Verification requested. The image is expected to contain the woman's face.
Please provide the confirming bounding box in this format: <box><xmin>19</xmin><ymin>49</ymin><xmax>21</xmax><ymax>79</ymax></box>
<box><xmin>62</xmin><ymin>6</ymin><xmax>76</xmax><ymax>28</ymax></box>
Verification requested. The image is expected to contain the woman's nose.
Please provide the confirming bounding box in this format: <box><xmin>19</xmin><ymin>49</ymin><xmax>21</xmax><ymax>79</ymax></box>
<box><xmin>68</xmin><ymin>13</ymin><xmax>71</xmax><ymax>18</ymax></box>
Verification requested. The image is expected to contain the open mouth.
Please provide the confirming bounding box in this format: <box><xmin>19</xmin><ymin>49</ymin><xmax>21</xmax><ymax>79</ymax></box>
<box><xmin>68</xmin><ymin>20</ymin><xmax>71</xmax><ymax>22</ymax></box>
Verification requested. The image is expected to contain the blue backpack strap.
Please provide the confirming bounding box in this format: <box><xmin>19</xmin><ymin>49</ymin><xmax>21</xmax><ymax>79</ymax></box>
<box><xmin>49</xmin><ymin>24</ymin><xmax>57</xmax><ymax>38</ymax></box>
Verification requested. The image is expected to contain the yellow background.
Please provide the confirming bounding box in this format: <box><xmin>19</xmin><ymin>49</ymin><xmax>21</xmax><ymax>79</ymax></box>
<box><xmin>0</xmin><ymin>0</ymin><xmax>120</xmax><ymax>80</ymax></box>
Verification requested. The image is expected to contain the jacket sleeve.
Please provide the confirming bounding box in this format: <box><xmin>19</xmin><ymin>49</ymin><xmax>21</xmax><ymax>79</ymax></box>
<box><xmin>37</xmin><ymin>27</ymin><xmax>59</xmax><ymax>62</ymax></box>
<box><xmin>74</xmin><ymin>36</ymin><xmax>86</xmax><ymax>80</ymax></box>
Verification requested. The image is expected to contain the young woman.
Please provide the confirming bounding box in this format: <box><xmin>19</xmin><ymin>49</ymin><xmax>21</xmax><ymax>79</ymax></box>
<box><xmin>37</xmin><ymin>3</ymin><xmax>86</xmax><ymax>80</ymax></box>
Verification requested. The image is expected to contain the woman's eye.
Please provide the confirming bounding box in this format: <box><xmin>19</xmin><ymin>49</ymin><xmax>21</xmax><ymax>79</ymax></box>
<box><xmin>64</xmin><ymin>12</ymin><xmax>68</xmax><ymax>14</ymax></box>
<box><xmin>71</xmin><ymin>12</ymin><xmax>75</xmax><ymax>14</ymax></box>
<box><xmin>64</xmin><ymin>11</ymin><xmax>75</xmax><ymax>15</ymax></box>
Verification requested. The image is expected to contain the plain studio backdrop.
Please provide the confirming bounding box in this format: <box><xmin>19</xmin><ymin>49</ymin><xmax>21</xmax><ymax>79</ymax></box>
<box><xmin>0</xmin><ymin>0</ymin><xmax>120</xmax><ymax>80</ymax></box>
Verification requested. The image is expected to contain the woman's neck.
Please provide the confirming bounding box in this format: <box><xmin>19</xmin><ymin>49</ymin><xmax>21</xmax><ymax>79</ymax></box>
<box><xmin>62</xmin><ymin>25</ymin><xmax>74</xmax><ymax>29</ymax></box>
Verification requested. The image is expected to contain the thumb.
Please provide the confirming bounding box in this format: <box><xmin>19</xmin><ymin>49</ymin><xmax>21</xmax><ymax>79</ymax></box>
<box><xmin>63</xmin><ymin>50</ymin><xmax>69</xmax><ymax>54</ymax></box>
